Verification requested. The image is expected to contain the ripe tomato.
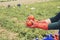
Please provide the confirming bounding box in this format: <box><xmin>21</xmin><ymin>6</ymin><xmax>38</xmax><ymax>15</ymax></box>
<box><xmin>26</xmin><ymin>20</ymin><xmax>33</xmax><ymax>26</ymax></box>
<box><xmin>28</xmin><ymin>15</ymin><xmax>34</xmax><ymax>20</ymax></box>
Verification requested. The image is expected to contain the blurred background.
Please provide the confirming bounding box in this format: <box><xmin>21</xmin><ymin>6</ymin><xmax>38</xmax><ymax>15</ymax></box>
<box><xmin>0</xmin><ymin>0</ymin><xmax>60</xmax><ymax>40</ymax></box>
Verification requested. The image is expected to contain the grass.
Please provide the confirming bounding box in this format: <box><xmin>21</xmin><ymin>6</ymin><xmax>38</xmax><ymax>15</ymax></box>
<box><xmin>0</xmin><ymin>1</ymin><xmax>60</xmax><ymax>40</ymax></box>
<box><xmin>0</xmin><ymin>0</ymin><xmax>16</xmax><ymax>2</ymax></box>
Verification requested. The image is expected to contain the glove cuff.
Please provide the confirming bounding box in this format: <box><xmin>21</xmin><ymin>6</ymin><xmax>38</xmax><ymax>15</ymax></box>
<box><xmin>37</xmin><ymin>23</ymin><xmax>48</xmax><ymax>30</ymax></box>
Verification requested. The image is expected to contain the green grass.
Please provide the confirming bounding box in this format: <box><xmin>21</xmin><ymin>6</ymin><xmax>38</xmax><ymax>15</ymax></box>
<box><xmin>0</xmin><ymin>1</ymin><xmax>60</xmax><ymax>40</ymax></box>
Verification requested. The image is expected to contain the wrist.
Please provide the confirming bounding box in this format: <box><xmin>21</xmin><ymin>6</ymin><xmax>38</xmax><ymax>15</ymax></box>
<box><xmin>45</xmin><ymin>19</ymin><xmax>51</xmax><ymax>24</ymax></box>
<box><xmin>37</xmin><ymin>22</ymin><xmax>48</xmax><ymax>30</ymax></box>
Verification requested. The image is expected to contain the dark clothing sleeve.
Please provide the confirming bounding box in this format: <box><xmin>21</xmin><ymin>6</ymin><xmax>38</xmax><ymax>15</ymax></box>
<box><xmin>48</xmin><ymin>12</ymin><xmax>60</xmax><ymax>30</ymax></box>
<box><xmin>49</xmin><ymin>12</ymin><xmax>60</xmax><ymax>39</ymax></box>
<box><xmin>48</xmin><ymin>18</ymin><xmax>60</xmax><ymax>40</ymax></box>
<box><xmin>48</xmin><ymin>20</ymin><xmax>60</xmax><ymax>30</ymax></box>
<box><xmin>50</xmin><ymin>12</ymin><xmax>60</xmax><ymax>23</ymax></box>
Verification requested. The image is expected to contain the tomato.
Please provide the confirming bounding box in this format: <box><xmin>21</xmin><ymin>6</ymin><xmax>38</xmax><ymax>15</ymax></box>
<box><xmin>26</xmin><ymin>20</ymin><xmax>33</xmax><ymax>26</ymax></box>
<box><xmin>28</xmin><ymin>15</ymin><xmax>34</xmax><ymax>20</ymax></box>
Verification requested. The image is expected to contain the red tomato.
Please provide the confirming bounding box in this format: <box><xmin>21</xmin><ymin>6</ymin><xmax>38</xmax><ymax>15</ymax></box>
<box><xmin>28</xmin><ymin>15</ymin><xmax>34</xmax><ymax>20</ymax></box>
<box><xmin>26</xmin><ymin>20</ymin><xmax>33</xmax><ymax>26</ymax></box>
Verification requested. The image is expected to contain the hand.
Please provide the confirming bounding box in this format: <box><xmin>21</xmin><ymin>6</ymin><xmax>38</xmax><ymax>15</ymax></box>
<box><xmin>31</xmin><ymin>22</ymin><xmax>48</xmax><ymax>30</ymax></box>
<box><xmin>26</xmin><ymin>15</ymin><xmax>48</xmax><ymax>30</ymax></box>
<box><xmin>26</xmin><ymin>19</ymin><xmax>38</xmax><ymax>27</ymax></box>
<box><xmin>26</xmin><ymin>15</ymin><xmax>38</xmax><ymax>27</ymax></box>
<box><xmin>26</xmin><ymin>20</ymin><xmax>33</xmax><ymax>27</ymax></box>
<box><xmin>26</xmin><ymin>20</ymin><xmax>48</xmax><ymax>30</ymax></box>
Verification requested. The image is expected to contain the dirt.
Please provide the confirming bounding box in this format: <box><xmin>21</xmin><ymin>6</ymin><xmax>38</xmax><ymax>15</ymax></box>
<box><xmin>0</xmin><ymin>27</ymin><xmax>18</xmax><ymax>40</ymax></box>
<box><xmin>0</xmin><ymin>0</ymin><xmax>51</xmax><ymax>7</ymax></box>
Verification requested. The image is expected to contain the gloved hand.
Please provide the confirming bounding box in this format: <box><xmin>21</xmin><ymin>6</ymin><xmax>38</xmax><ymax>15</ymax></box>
<box><xmin>31</xmin><ymin>21</ymin><xmax>48</xmax><ymax>30</ymax></box>
<box><xmin>26</xmin><ymin>20</ymin><xmax>33</xmax><ymax>27</ymax></box>
<box><xmin>26</xmin><ymin>15</ymin><xmax>49</xmax><ymax>30</ymax></box>
<box><xmin>26</xmin><ymin>15</ymin><xmax>38</xmax><ymax>27</ymax></box>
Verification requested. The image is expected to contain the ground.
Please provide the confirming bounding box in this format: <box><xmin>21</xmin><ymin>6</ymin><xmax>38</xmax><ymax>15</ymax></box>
<box><xmin>0</xmin><ymin>0</ymin><xmax>52</xmax><ymax>7</ymax></box>
<box><xmin>0</xmin><ymin>0</ymin><xmax>60</xmax><ymax>40</ymax></box>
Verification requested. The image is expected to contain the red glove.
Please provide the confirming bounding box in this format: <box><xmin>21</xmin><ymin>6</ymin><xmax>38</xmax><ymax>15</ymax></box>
<box><xmin>26</xmin><ymin>20</ymin><xmax>48</xmax><ymax>30</ymax></box>
<box><xmin>31</xmin><ymin>21</ymin><xmax>48</xmax><ymax>30</ymax></box>
<box><xmin>26</xmin><ymin>15</ymin><xmax>38</xmax><ymax>27</ymax></box>
<box><xmin>26</xmin><ymin>20</ymin><xmax>33</xmax><ymax>27</ymax></box>
<box><xmin>26</xmin><ymin>15</ymin><xmax>48</xmax><ymax>30</ymax></box>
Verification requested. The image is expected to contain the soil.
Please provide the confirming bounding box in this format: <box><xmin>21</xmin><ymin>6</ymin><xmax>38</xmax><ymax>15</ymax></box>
<box><xmin>0</xmin><ymin>0</ymin><xmax>51</xmax><ymax>7</ymax></box>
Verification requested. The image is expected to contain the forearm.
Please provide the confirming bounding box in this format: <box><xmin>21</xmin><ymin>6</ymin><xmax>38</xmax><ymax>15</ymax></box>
<box><xmin>38</xmin><ymin>19</ymin><xmax>60</xmax><ymax>30</ymax></box>
<box><xmin>44</xmin><ymin>12</ymin><xmax>60</xmax><ymax>30</ymax></box>
<box><xmin>26</xmin><ymin>12</ymin><xmax>60</xmax><ymax>30</ymax></box>
<box><xmin>44</xmin><ymin>19</ymin><xmax>51</xmax><ymax>24</ymax></box>
<box><xmin>48</xmin><ymin>20</ymin><xmax>60</xmax><ymax>30</ymax></box>
<box><xmin>42</xmin><ymin>12</ymin><xmax>60</xmax><ymax>23</ymax></box>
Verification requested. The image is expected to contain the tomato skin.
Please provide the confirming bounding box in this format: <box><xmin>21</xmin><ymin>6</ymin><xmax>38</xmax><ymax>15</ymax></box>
<box><xmin>26</xmin><ymin>20</ymin><xmax>33</xmax><ymax>26</ymax></box>
<box><xmin>28</xmin><ymin>15</ymin><xmax>34</xmax><ymax>20</ymax></box>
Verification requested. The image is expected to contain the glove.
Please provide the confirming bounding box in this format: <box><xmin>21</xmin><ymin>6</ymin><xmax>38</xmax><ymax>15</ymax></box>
<box><xmin>26</xmin><ymin>20</ymin><xmax>48</xmax><ymax>30</ymax></box>
<box><xmin>31</xmin><ymin>21</ymin><xmax>48</xmax><ymax>30</ymax></box>
<box><xmin>26</xmin><ymin>15</ymin><xmax>38</xmax><ymax>27</ymax></box>
<box><xmin>26</xmin><ymin>20</ymin><xmax>33</xmax><ymax>27</ymax></box>
<box><xmin>26</xmin><ymin>15</ymin><xmax>48</xmax><ymax>30</ymax></box>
